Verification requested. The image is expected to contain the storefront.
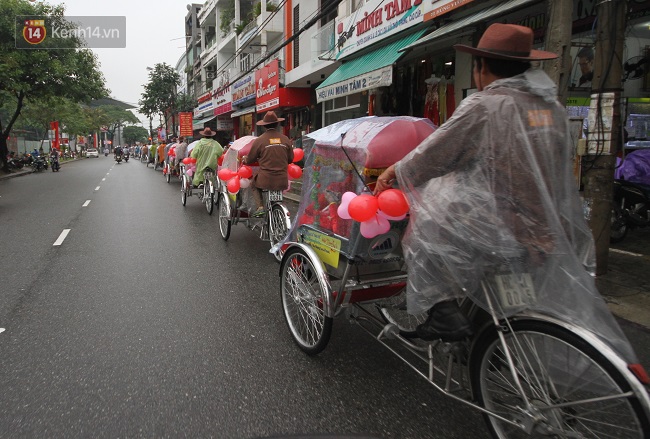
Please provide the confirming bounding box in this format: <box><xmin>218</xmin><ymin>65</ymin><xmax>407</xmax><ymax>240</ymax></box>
<box><xmin>231</xmin><ymin>73</ymin><xmax>257</xmax><ymax>138</ymax></box>
<box><xmin>255</xmin><ymin>59</ymin><xmax>311</xmax><ymax>138</ymax></box>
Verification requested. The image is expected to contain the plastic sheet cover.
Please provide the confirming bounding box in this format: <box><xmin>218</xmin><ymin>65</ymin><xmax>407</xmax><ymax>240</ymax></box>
<box><xmin>615</xmin><ymin>149</ymin><xmax>650</xmax><ymax>184</ymax></box>
<box><xmin>221</xmin><ymin>136</ymin><xmax>257</xmax><ymax>212</ymax></box>
<box><xmin>281</xmin><ymin>116</ymin><xmax>437</xmax><ymax>255</ymax></box>
<box><xmin>393</xmin><ymin>69</ymin><xmax>637</xmax><ymax>362</ymax></box>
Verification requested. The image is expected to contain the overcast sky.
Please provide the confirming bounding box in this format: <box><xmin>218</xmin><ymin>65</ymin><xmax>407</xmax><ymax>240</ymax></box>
<box><xmin>55</xmin><ymin>0</ymin><xmax>192</xmax><ymax>124</ymax></box>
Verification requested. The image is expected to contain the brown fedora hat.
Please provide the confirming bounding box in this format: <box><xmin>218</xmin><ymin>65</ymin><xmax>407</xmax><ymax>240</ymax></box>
<box><xmin>454</xmin><ymin>24</ymin><xmax>557</xmax><ymax>61</ymax></box>
<box><xmin>199</xmin><ymin>127</ymin><xmax>216</xmax><ymax>136</ymax></box>
<box><xmin>256</xmin><ymin>111</ymin><xmax>285</xmax><ymax>126</ymax></box>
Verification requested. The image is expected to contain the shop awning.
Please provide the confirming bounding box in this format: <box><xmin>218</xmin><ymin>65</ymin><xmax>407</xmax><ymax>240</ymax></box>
<box><xmin>192</xmin><ymin>115</ymin><xmax>216</xmax><ymax>130</ymax></box>
<box><xmin>231</xmin><ymin>105</ymin><xmax>256</xmax><ymax>118</ymax></box>
<box><xmin>316</xmin><ymin>29</ymin><xmax>427</xmax><ymax>103</ymax></box>
<box><xmin>399</xmin><ymin>0</ymin><xmax>537</xmax><ymax>53</ymax></box>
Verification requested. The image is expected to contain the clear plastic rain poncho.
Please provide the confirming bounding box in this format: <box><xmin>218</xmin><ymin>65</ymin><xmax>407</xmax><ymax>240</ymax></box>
<box><xmin>394</xmin><ymin>68</ymin><xmax>637</xmax><ymax>362</ymax></box>
<box><xmin>220</xmin><ymin>135</ymin><xmax>258</xmax><ymax>212</ymax></box>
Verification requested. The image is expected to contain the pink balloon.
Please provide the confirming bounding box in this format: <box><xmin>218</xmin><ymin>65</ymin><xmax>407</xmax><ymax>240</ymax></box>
<box><xmin>337</xmin><ymin>191</ymin><xmax>357</xmax><ymax>220</ymax></box>
<box><xmin>186</xmin><ymin>169</ymin><xmax>194</xmax><ymax>177</ymax></box>
<box><xmin>240</xmin><ymin>178</ymin><xmax>251</xmax><ymax>188</ymax></box>
<box><xmin>377</xmin><ymin>210</ymin><xmax>407</xmax><ymax>221</ymax></box>
<box><xmin>360</xmin><ymin>214</ymin><xmax>391</xmax><ymax>238</ymax></box>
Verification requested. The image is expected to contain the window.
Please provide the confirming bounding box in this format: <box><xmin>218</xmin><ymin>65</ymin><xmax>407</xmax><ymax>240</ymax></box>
<box><xmin>293</xmin><ymin>4</ymin><xmax>300</xmax><ymax>68</ymax></box>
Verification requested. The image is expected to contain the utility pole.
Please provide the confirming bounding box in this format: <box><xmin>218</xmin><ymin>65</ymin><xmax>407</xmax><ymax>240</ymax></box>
<box><xmin>543</xmin><ymin>0</ymin><xmax>573</xmax><ymax>103</ymax></box>
<box><xmin>582</xmin><ymin>0</ymin><xmax>628</xmax><ymax>275</ymax></box>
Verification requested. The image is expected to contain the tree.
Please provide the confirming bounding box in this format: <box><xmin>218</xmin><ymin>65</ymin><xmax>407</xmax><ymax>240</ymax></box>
<box><xmin>174</xmin><ymin>92</ymin><xmax>196</xmax><ymax>113</ymax></box>
<box><xmin>101</xmin><ymin>106</ymin><xmax>139</xmax><ymax>146</ymax></box>
<box><xmin>141</xmin><ymin>63</ymin><xmax>181</xmax><ymax>137</ymax></box>
<box><xmin>123</xmin><ymin>126</ymin><xmax>148</xmax><ymax>144</ymax></box>
<box><xmin>0</xmin><ymin>0</ymin><xmax>108</xmax><ymax>171</ymax></box>
<box><xmin>138</xmin><ymin>90</ymin><xmax>157</xmax><ymax>141</ymax></box>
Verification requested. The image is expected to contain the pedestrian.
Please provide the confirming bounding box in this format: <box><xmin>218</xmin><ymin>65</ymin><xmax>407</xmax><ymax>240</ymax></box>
<box><xmin>374</xmin><ymin>23</ymin><xmax>597</xmax><ymax>341</ymax></box>
<box><xmin>242</xmin><ymin>111</ymin><xmax>293</xmax><ymax>217</ymax></box>
<box><xmin>190</xmin><ymin>128</ymin><xmax>223</xmax><ymax>187</ymax></box>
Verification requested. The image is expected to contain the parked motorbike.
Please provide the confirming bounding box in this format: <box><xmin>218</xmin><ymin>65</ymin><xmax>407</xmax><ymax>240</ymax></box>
<box><xmin>7</xmin><ymin>155</ymin><xmax>24</xmax><ymax>169</ymax></box>
<box><xmin>31</xmin><ymin>156</ymin><xmax>48</xmax><ymax>172</ymax></box>
<box><xmin>611</xmin><ymin>179</ymin><xmax>650</xmax><ymax>242</ymax></box>
<box><xmin>22</xmin><ymin>154</ymin><xmax>33</xmax><ymax>167</ymax></box>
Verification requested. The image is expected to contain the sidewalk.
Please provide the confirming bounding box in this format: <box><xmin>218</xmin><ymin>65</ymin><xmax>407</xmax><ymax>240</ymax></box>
<box><xmin>2</xmin><ymin>163</ymin><xmax>648</xmax><ymax>328</ymax></box>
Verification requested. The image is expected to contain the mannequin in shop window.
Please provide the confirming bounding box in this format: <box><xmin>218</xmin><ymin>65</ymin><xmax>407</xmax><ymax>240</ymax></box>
<box><xmin>424</xmin><ymin>74</ymin><xmax>440</xmax><ymax>125</ymax></box>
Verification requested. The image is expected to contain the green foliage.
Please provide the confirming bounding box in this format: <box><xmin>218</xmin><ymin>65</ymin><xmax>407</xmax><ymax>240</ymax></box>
<box><xmin>174</xmin><ymin>92</ymin><xmax>195</xmax><ymax>113</ymax></box>
<box><xmin>0</xmin><ymin>0</ymin><xmax>108</xmax><ymax>169</ymax></box>
<box><xmin>220</xmin><ymin>0</ymin><xmax>235</xmax><ymax>37</ymax></box>
<box><xmin>123</xmin><ymin>125</ymin><xmax>148</xmax><ymax>144</ymax></box>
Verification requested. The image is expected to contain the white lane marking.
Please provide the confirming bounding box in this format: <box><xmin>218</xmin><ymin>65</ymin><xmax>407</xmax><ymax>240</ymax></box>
<box><xmin>95</xmin><ymin>186</ymin><xmax>100</xmax><ymax>191</ymax></box>
<box><xmin>102</xmin><ymin>178</ymin><xmax>106</xmax><ymax>181</ymax></box>
<box><xmin>610</xmin><ymin>248</ymin><xmax>644</xmax><ymax>257</ymax></box>
<box><xmin>82</xmin><ymin>200</ymin><xmax>91</xmax><ymax>207</ymax></box>
<box><xmin>53</xmin><ymin>229</ymin><xmax>71</xmax><ymax>246</ymax></box>
<box><xmin>0</xmin><ymin>328</ymin><xmax>5</xmax><ymax>334</ymax></box>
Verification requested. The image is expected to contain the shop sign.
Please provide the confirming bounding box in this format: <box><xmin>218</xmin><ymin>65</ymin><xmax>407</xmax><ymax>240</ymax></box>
<box><xmin>256</xmin><ymin>59</ymin><xmax>280</xmax><ymax>112</ymax></box>
<box><xmin>179</xmin><ymin>112</ymin><xmax>193</xmax><ymax>137</ymax></box>
<box><xmin>198</xmin><ymin>97</ymin><xmax>214</xmax><ymax>114</ymax></box>
<box><xmin>316</xmin><ymin>65</ymin><xmax>392</xmax><ymax>103</ymax></box>
<box><xmin>213</xmin><ymin>85</ymin><xmax>232</xmax><ymax>116</ymax></box>
<box><xmin>336</xmin><ymin>0</ymin><xmax>429</xmax><ymax>60</ymax></box>
<box><xmin>423</xmin><ymin>0</ymin><xmax>476</xmax><ymax>22</ymax></box>
<box><xmin>217</xmin><ymin>117</ymin><xmax>233</xmax><ymax>131</ymax></box>
<box><xmin>198</xmin><ymin>91</ymin><xmax>212</xmax><ymax>104</ymax></box>
<box><xmin>232</xmin><ymin>73</ymin><xmax>256</xmax><ymax>105</ymax></box>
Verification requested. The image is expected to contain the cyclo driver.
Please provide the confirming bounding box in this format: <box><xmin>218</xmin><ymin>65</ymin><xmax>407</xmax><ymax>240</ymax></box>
<box><xmin>242</xmin><ymin>111</ymin><xmax>293</xmax><ymax>217</ymax></box>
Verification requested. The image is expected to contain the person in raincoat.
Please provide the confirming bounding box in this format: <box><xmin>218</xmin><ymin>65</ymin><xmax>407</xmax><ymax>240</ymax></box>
<box><xmin>374</xmin><ymin>23</ymin><xmax>599</xmax><ymax>343</ymax></box>
<box><xmin>190</xmin><ymin>127</ymin><xmax>223</xmax><ymax>187</ymax></box>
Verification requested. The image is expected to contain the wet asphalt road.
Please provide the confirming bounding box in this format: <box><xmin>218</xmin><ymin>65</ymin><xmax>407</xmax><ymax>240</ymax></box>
<box><xmin>0</xmin><ymin>157</ymin><xmax>648</xmax><ymax>438</ymax></box>
<box><xmin>0</xmin><ymin>157</ymin><xmax>490</xmax><ymax>439</ymax></box>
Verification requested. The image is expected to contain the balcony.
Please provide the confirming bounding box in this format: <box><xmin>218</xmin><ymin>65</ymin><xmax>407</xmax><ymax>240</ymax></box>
<box><xmin>237</xmin><ymin>7</ymin><xmax>284</xmax><ymax>47</ymax></box>
<box><xmin>198</xmin><ymin>0</ymin><xmax>217</xmax><ymax>26</ymax></box>
<box><xmin>312</xmin><ymin>20</ymin><xmax>336</xmax><ymax>61</ymax></box>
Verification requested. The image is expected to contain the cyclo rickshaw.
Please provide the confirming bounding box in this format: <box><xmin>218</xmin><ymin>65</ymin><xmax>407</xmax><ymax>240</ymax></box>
<box><xmin>216</xmin><ymin>135</ymin><xmax>292</xmax><ymax>261</ymax></box>
<box><xmin>179</xmin><ymin>140</ymin><xmax>218</xmax><ymax>215</ymax></box>
<box><xmin>277</xmin><ymin>116</ymin><xmax>650</xmax><ymax>438</ymax></box>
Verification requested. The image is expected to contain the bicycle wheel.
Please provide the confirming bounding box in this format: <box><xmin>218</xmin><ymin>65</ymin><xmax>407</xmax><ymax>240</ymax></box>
<box><xmin>280</xmin><ymin>247</ymin><xmax>333</xmax><ymax>355</ymax></box>
<box><xmin>218</xmin><ymin>193</ymin><xmax>231</xmax><ymax>240</ymax></box>
<box><xmin>166</xmin><ymin>165</ymin><xmax>171</xmax><ymax>183</ymax></box>
<box><xmin>269</xmin><ymin>204</ymin><xmax>289</xmax><ymax>259</ymax></box>
<box><xmin>181</xmin><ymin>175</ymin><xmax>188</xmax><ymax>206</ymax></box>
<box><xmin>205</xmin><ymin>183</ymin><xmax>214</xmax><ymax>215</ymax></box>
<box><xmin>377</xmin><ymin>288</ymin><xmax>427</xmax><ymax>338</ymax></box>
<box><xmin>470</xmin><ymin>319</ymin><xmax>650</xmax><ymax>438</ymax></box>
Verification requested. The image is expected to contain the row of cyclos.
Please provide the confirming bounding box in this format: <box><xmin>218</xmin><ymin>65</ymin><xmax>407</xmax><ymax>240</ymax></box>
<box><xmin>139</xmin><ymin>117</ymin><xmax>650</xmax><ymax>437</ymax></box>
<box><xmin>155</xmin><ymin>137</ymin><xmax>304</xmax><ymax>261</ymax></box>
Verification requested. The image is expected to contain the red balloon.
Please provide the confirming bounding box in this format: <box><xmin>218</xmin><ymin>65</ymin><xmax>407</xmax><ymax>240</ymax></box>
<box><xmin>377</xmin><ymin>189</ymin><xmax>409</xmax><ymax>217</ymax></box>
<box><xmin>227</xmin><ymin>176</ymin><xmax>241</xmax><ymax>194</ymax></box>
<box><xmin>292</xmin><ymin>148</ymin><xmax>304</xmax><ymax>163</ymax></box>
<box><xmin>217</xmin><ymin>155</ymin><xmax>224</xmax><ymax>166</ymax></box>
<box><xmin>287</xmin><ymin>163</ymin><xmax>303</xmax><ymax>179</ymax></box>
<box><xmin>348</xmin><ymin>194</ymin><xmax>379</xmax><ymax>222</ymax></box>
<box><xmin>190</xmin><ymin>157</ymin><xmax>197</xmax><ymax>164</ymax></box>
<box><xmin>238</xmin><ymin>165</ymin><xmax>253</xmax><ymax>179</ymax></box>
<box><xmin>182</xmin><ymin>157</ymin><xmax>192</xmax><ymax>165</ymax></box>
<box><xmin>218</xmin><ymin>168</ymin><xmax>234</xmax><ymax>181</ymax></box>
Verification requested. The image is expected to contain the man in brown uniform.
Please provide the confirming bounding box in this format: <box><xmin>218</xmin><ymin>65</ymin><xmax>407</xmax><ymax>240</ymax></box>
<box><xmin>243</xmin><ymin>111</ymin><xmax>294</xmax><ymax>217</ymax></box>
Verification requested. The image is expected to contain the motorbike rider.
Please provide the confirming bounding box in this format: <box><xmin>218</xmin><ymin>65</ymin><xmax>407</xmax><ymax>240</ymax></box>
<box><xmin>114</xmin><ymin>145</ymin><xmax>123</xmax><ymax>160</ymax></box>
<box><xmin>49</xmin><ymin>147</ymin><xmax>60</xmax><ymax>170</ymax></box>
<box><xmin>241</xmin><ymin>111</ymin><xmax>293</xmax><ymax>217</ymax></box>
<box><xmin>374</xmin><ymin>23</ymin><xmax>597</xmax><ymax>342</ymax></box>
